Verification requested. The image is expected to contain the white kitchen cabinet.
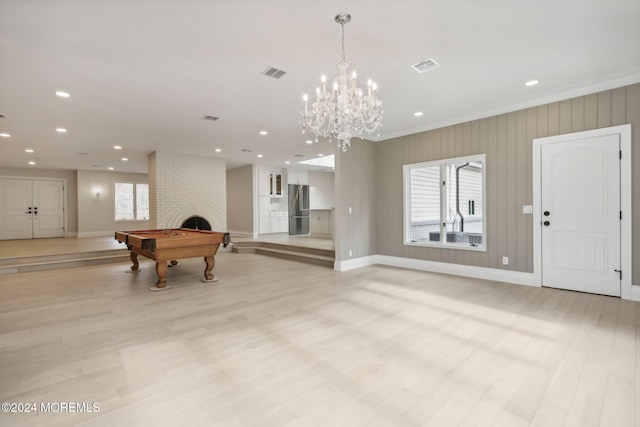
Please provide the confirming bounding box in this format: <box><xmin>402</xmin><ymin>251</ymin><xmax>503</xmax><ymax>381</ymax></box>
<box><xmin>258</xmin><ymin>196</ymin><xmax>271</xmax><ymax>233</ymax></box>
<box><xmin>270</xmin><ymin>172</ymin><xmax>283</xmax><ymax>197</ymax></box>
<box><xmin>286</xmin><ymin>169</ymin><xmax>308</xmax><ymax>185</ymax></box>
<box><xmin>270</xmin><ymin>211</ymin><xmax>288</xmax><ymax>233</ymax></box>
<box><xmin>258</xmin><ymin>168</ymin><xmax>271</xmax><ymax>197</ymax></box>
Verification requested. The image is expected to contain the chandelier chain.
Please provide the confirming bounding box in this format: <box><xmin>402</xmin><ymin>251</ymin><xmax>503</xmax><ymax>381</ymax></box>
<box><xmin>340</xmin><ymin>21</ymin><xmax>346</xmax><ymax>62</ymax></box>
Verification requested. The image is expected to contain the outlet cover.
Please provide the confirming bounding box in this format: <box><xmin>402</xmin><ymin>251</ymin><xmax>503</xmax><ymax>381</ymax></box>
<box><xmin>502</xmin><ymin>256</ymin><xmax>509</xmax><ymax>265</ymax></box>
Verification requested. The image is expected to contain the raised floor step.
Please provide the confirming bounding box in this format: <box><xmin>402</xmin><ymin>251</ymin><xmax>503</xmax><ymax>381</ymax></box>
<box><xmin>0</xmin><ymin>250</ymin><xmax>130</xmax><ymax>275</ymax></box>
<box><xmin>231</xmin><ymin>241</ymin><xmax>334</xmax><ymax>268</ymax></box>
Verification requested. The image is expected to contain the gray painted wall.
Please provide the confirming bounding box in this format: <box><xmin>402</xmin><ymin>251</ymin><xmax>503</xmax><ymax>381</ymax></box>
<box><xmin>334</xmin><ymin>139</ymin><xmax>376</xmax><ymax>261</ymax></box>
<box><xmin>226</xmin><ymin>164</ymin><xmax>254</xmax><ymax>235</ymax></box>
<box><xmin>375</xmin><ymin>83</ymin><xmax>640</xmax><ymax>284</ymax></box>
<box><xmin>77</xmin><ymin>169</ymin><xmax>149</xmax><ymax>236</ymax></box>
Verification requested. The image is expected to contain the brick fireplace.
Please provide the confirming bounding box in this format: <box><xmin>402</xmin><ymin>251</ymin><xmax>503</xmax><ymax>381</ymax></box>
<box><xmin>148</xmin><ymin>151</ymin><xmax>227</xmax><ymax>232</ymax></box>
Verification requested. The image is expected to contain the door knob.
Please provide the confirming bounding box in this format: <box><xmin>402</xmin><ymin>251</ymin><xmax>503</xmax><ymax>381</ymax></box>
<box><xmin>543</xmin><ymin>211</ymin><xmax>550</xmax><ymax>216</ymax></box>
<box><xmin>543</xmin><ymin>221</ymin><xmax>550</xmax><ymax>226</ymax></box>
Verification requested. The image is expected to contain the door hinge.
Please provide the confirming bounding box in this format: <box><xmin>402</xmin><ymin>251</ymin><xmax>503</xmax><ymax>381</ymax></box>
<box><xmin>614</xmin><ymin>269</ymin><xmax>622</xmax><ymax>280</ymax></box>
<box><xmin>620</xmin><ymin>211</ymin><xmax>622</xmax><ymax>220</ymax></box>
<box><xmin>619</xmin><ymin>150</ymin><xmax>622</xmax><ymax>159</ymax></box>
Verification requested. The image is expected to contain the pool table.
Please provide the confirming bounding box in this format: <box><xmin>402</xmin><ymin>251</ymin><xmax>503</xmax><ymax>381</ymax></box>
<box><xmin>115</xmin><ymin>228</ymin><xmax>230</xmax><ymax>289</ymax></box>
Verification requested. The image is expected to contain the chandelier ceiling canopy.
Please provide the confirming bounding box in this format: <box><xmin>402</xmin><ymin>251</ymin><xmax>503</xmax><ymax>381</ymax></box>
<box><xmin>299</xmin><ymin>13</ymin><xmax>384</xmax><ymax>152</ymax></box>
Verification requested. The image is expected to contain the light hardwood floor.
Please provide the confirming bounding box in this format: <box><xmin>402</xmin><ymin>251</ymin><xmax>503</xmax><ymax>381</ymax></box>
<box><xmin>0</xmin><ymin>251</ymin><xmax>638</xmax><ymax>426</ymax></box>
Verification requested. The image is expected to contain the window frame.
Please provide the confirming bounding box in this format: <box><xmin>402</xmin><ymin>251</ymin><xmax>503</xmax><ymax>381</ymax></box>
<box><xmin>113</xmin><ymin>181</ymin><xmax>149</xmax><ymax>222</ymax></box>
<box><xmin>403</xmin><ymin>154</ymin><xmax>487</xmax><ymax>251</ymax></box>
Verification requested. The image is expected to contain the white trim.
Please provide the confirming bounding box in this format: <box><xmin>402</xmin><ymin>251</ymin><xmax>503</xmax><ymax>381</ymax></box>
<box><xmin>632</xmin><ymin>286</ymin><xmax>640</xmax><ymax>302</ymax></box>
<box><xmin>403</xmin><ymin>154</ymin><xmax>487</xmax><ymax>251</ymax></box>
<box><xmin>532</xmin><ymin>124</ymin><xmax>632</xmax><ymax>300</ymax></box>
<box><xmin>374</xmin><ymin>255</ymin><xmax>538</xmax><ymax>287</ymax></box>
<box><xmin>381</xmin><ymin>71</ymin><xmax>640</xmax><ymax>141</ymax></box>
<box><xmin>334</xmin><ymin>256</ymin><xmax>376</xmax><ymax>271</ymax></box>
<box><xmin>77</xmin><ymin>231</ymin><xmax>114</xmax><ymax>238</ymax></box>
<box><xmin>227</xmin><ymin>230</ymin><xmax>254</xmax><ymax>238</ymax></box>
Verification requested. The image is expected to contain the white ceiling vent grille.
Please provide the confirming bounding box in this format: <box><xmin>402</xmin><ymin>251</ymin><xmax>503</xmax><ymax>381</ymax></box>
<box><xmin>261</xmin><ymin>66</ymin><xmax>287</xmax><ymax>79</ymax></box>
<box><xmin>202</xmin><ymin>115</ymin><xmax>220</xmax><ymax>121</ymax></box>
<box><xmin>412</xmin><ymin>58</ymin><xmax>440</xmax><ymax>73</ymax></box>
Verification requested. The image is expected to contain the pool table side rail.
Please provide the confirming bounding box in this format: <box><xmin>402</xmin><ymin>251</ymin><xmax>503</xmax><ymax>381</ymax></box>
<box><xmin>114</xmin><ymin>229</ymin><xmax>231</xmax><ymax>251</ymax></box>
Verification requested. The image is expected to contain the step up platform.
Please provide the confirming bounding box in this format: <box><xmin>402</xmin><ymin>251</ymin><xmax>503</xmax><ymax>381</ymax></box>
<box><xmin>0</xmin><ymin>249</ymin><xmax>130</xmax><ymax>275</ymax></box>
<box><xmin>232</xmin><ymin>241</ymin><xmax>335</xmax><ymax>268</ymax></box>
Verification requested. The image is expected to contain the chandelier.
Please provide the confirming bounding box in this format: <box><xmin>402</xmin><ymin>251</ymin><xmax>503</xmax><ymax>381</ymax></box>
<box><xmin>299</xmin><ymin>13</ymin><xmax>383</xmax><ymax>152</ymax></box>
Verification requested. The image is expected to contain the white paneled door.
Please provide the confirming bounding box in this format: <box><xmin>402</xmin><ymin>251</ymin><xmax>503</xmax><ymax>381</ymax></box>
<box><xmin>0</xmin><ymin>178</ymin><xmax>65</xmax><ymax>240</ymax></box>
<box><xmin>541</xmin><ymin>135</ymin><xmax>621</xmax><ymax>296</ymax></box>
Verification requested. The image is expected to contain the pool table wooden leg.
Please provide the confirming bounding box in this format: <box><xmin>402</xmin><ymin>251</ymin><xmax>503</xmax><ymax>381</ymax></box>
<box><xmin>203</xmin><ymin>255</ymin><xmax>217</xmax><ymax>282</ymax></box>
<box><xmin>130</xmin><ymin>252</ymin><xmax>139</xmax><ymax>271</ymax></box>
<box><xmin>155</xmin><ymin>262</ymin><xmax>167</xmax><ymax>288</ymax></box>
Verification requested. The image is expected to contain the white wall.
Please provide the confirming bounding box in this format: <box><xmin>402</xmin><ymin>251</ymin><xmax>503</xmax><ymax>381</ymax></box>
<box><xmin>308</xmin><ymin>171</ymin><xmax>334</xmax><ymax>209</ymax></box>
<box><xmin>308</xmin><ymin>171</ymin><xmax>334</xmax><ymax>237</ymax></box>
<box><xmin>149</xmin><ymin>151</ymin><xmax>227</xmax><ymax>231</ymax></box>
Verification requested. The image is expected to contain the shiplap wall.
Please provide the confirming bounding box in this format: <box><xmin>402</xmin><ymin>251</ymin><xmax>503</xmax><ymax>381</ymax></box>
<box><xmin>375</xmin><ymin>83</ymin><xmax>640</xmax><ymax>284</ymax></box>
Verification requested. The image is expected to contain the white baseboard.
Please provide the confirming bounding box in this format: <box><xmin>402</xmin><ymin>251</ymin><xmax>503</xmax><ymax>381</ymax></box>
<box><xmin>631</xmin><ymin>285</ymin><xmax>640</xmax><ymax>302</ymax></box>
<box><xmin>227</xmin><ymin>230</ymin><xmax>254</xmax><ymax>238</ymax></box>
<box><xmin>77</xmin><ymin>231</ymin><xmax>114</xmax><ymax>238</ymax></box>
<box><xmin>334</xmin><ymin>256</ymin><xmax>377</xmax><ymax>271</ymax></box>
<box><xmin>334</xmin><ymin>254</ymin><xmax>538</xmax><ymax>287</ymax></box>
<box><xmin>374</xmin><ymin>255</ymin><xmax>538</xmax><ymax>287</ymax></box>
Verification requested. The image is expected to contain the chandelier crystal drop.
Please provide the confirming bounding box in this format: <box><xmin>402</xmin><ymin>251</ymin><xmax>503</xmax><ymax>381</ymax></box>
<box><xmin>299</xmin><ymin>13</ymin><xmax>383</xmax><ymax>152</ymax></box>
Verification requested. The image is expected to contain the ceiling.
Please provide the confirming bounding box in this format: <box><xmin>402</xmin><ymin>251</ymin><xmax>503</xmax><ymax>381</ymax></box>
<box><xmin>1</xmin><ymin>0</ymin><xmax>639</xmax><ymax>174</ymax></box>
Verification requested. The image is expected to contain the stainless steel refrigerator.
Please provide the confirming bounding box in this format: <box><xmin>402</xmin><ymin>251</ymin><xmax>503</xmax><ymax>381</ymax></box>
<box><xmin>288</xmin><ymin>184</ymin><xmax>309</xmax><ymax>235</ymax></box>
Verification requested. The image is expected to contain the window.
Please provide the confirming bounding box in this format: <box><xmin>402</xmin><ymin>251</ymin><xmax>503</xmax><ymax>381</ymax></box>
<box><xmin>404</xmin><ymin>154</ymin><xmax>485</xmax><ymax>250</ymax></box>
<box><xmin>114</xmin><ymin>182</ymin><xmax>149</xmax><ymax>221</ymax></box>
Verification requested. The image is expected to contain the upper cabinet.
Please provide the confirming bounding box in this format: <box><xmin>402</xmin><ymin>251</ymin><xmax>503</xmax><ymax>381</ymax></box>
<box><xmin>258</xmin><ymin>168</ymin><xmax>271</xmax><ymax>197</ymax></box>
<box><xmin>286</xmin><ymin>169</ymin><xmax>308</xmax><ymax>186</ymax></box>
<box><xmin>270</xmin><ymin>172</ymin><xmax>283</xmax><ymax>197</ymax></box>
<box><xmin>258</xmin><ymin>166</ymin><xmax>285</xmax><ymax>198</ymax></box>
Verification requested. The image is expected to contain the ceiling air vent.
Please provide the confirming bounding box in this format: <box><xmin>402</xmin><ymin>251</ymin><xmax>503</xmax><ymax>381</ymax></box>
<box><xmin>293</xmin><ymin>154</ymin><xmax>304</xmax><ymax>158</ymax></box>
<box><xmin>412</xmin><ymin>58</ymin><xmax>440</xmax><ymax>73</ymax></box>
<box><xmin>241</xmin><ymin>149</ymin><xmax>253</xmax><ymax>153</ymax></box>
<box><xmin>261</xmin><ymin>66</ymin><xmax>287</xmax><ymax>79</ymax></box>
<box><xmin>202</xmin><ymin>115</ymin><xmax>220</xmax><ymax>121</ymax></box>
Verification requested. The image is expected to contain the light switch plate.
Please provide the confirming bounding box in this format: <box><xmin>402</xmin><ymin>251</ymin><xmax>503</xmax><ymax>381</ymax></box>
<box><xmin>522</xmin><ymin>205</ymin><xmax>533</xmax><ymax>214</ymax></box>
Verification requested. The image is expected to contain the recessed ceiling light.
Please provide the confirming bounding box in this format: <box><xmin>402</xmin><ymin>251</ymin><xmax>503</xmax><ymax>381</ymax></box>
<box><xmin>0</xmin><ymin>133</ymin><xmax>10</xmax><ymax>138</ymax></box>
<box><xmin>25</xmin><ymin>148</ymin><xmax>34</xmax><ymax>153</ymax></box>
<box><xmin>121</xmin><ymin>157</ymin><xmax>128</xmax><ymax>161</ymax></box>
<box><xmin>113</xmin><ymin>145</ymin><xmax>122</xmax><ymax>150</ymax></box>
<box><xmin>285</xmin><ymin>161</ymin><xmax>291</xmax><ymax>164</ymax></box>
<box><xmin>318</xmin><ymin>153</ymin><xmax>324</xmax><ymax>157</ymax></box>
<box><xmin>214</xmin><ymin>148</ymin><xmax>222</xmax><ymax>152</ymax></box>
<box><xmin>108</xmin><ymin>167</ymin><xmax>114</xmax><ymax>170</ymax></box>
<box><xmin>414</xmin><ymin>111</ymin><xmax>424</xmax><ymax>117</ymax></box>
<box><xmin>305</xmin><ymin>140</ymin><xmax>313</xmax><ymax>144</ymax></box>
<box><xmin>259</xmin><ymin>131</ymin><xmax>268</xmax><ymax>135</ymax></box>
<box><xmin>28</xmin><ymin>161</ymin><xmax>36</xmax><ymax>165</ymax></box>
<box><xmin>56</xmin><ymin>128</ymin><xmax>67</xmax><ymax>133</ymax></box>
<box><xmin>55</xmin><ymin>91</ymin><xmax>70</xmax><ymax>98</ymax></box>
<box><xmin>525</xmin><ymin>80</ymin><xmax>539</xmax><ymax>87</ymax></box>
<box><xmin>257</xmin><ymin>154</ymin><xmax>263</xmax><ymax>158</ymax></box>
